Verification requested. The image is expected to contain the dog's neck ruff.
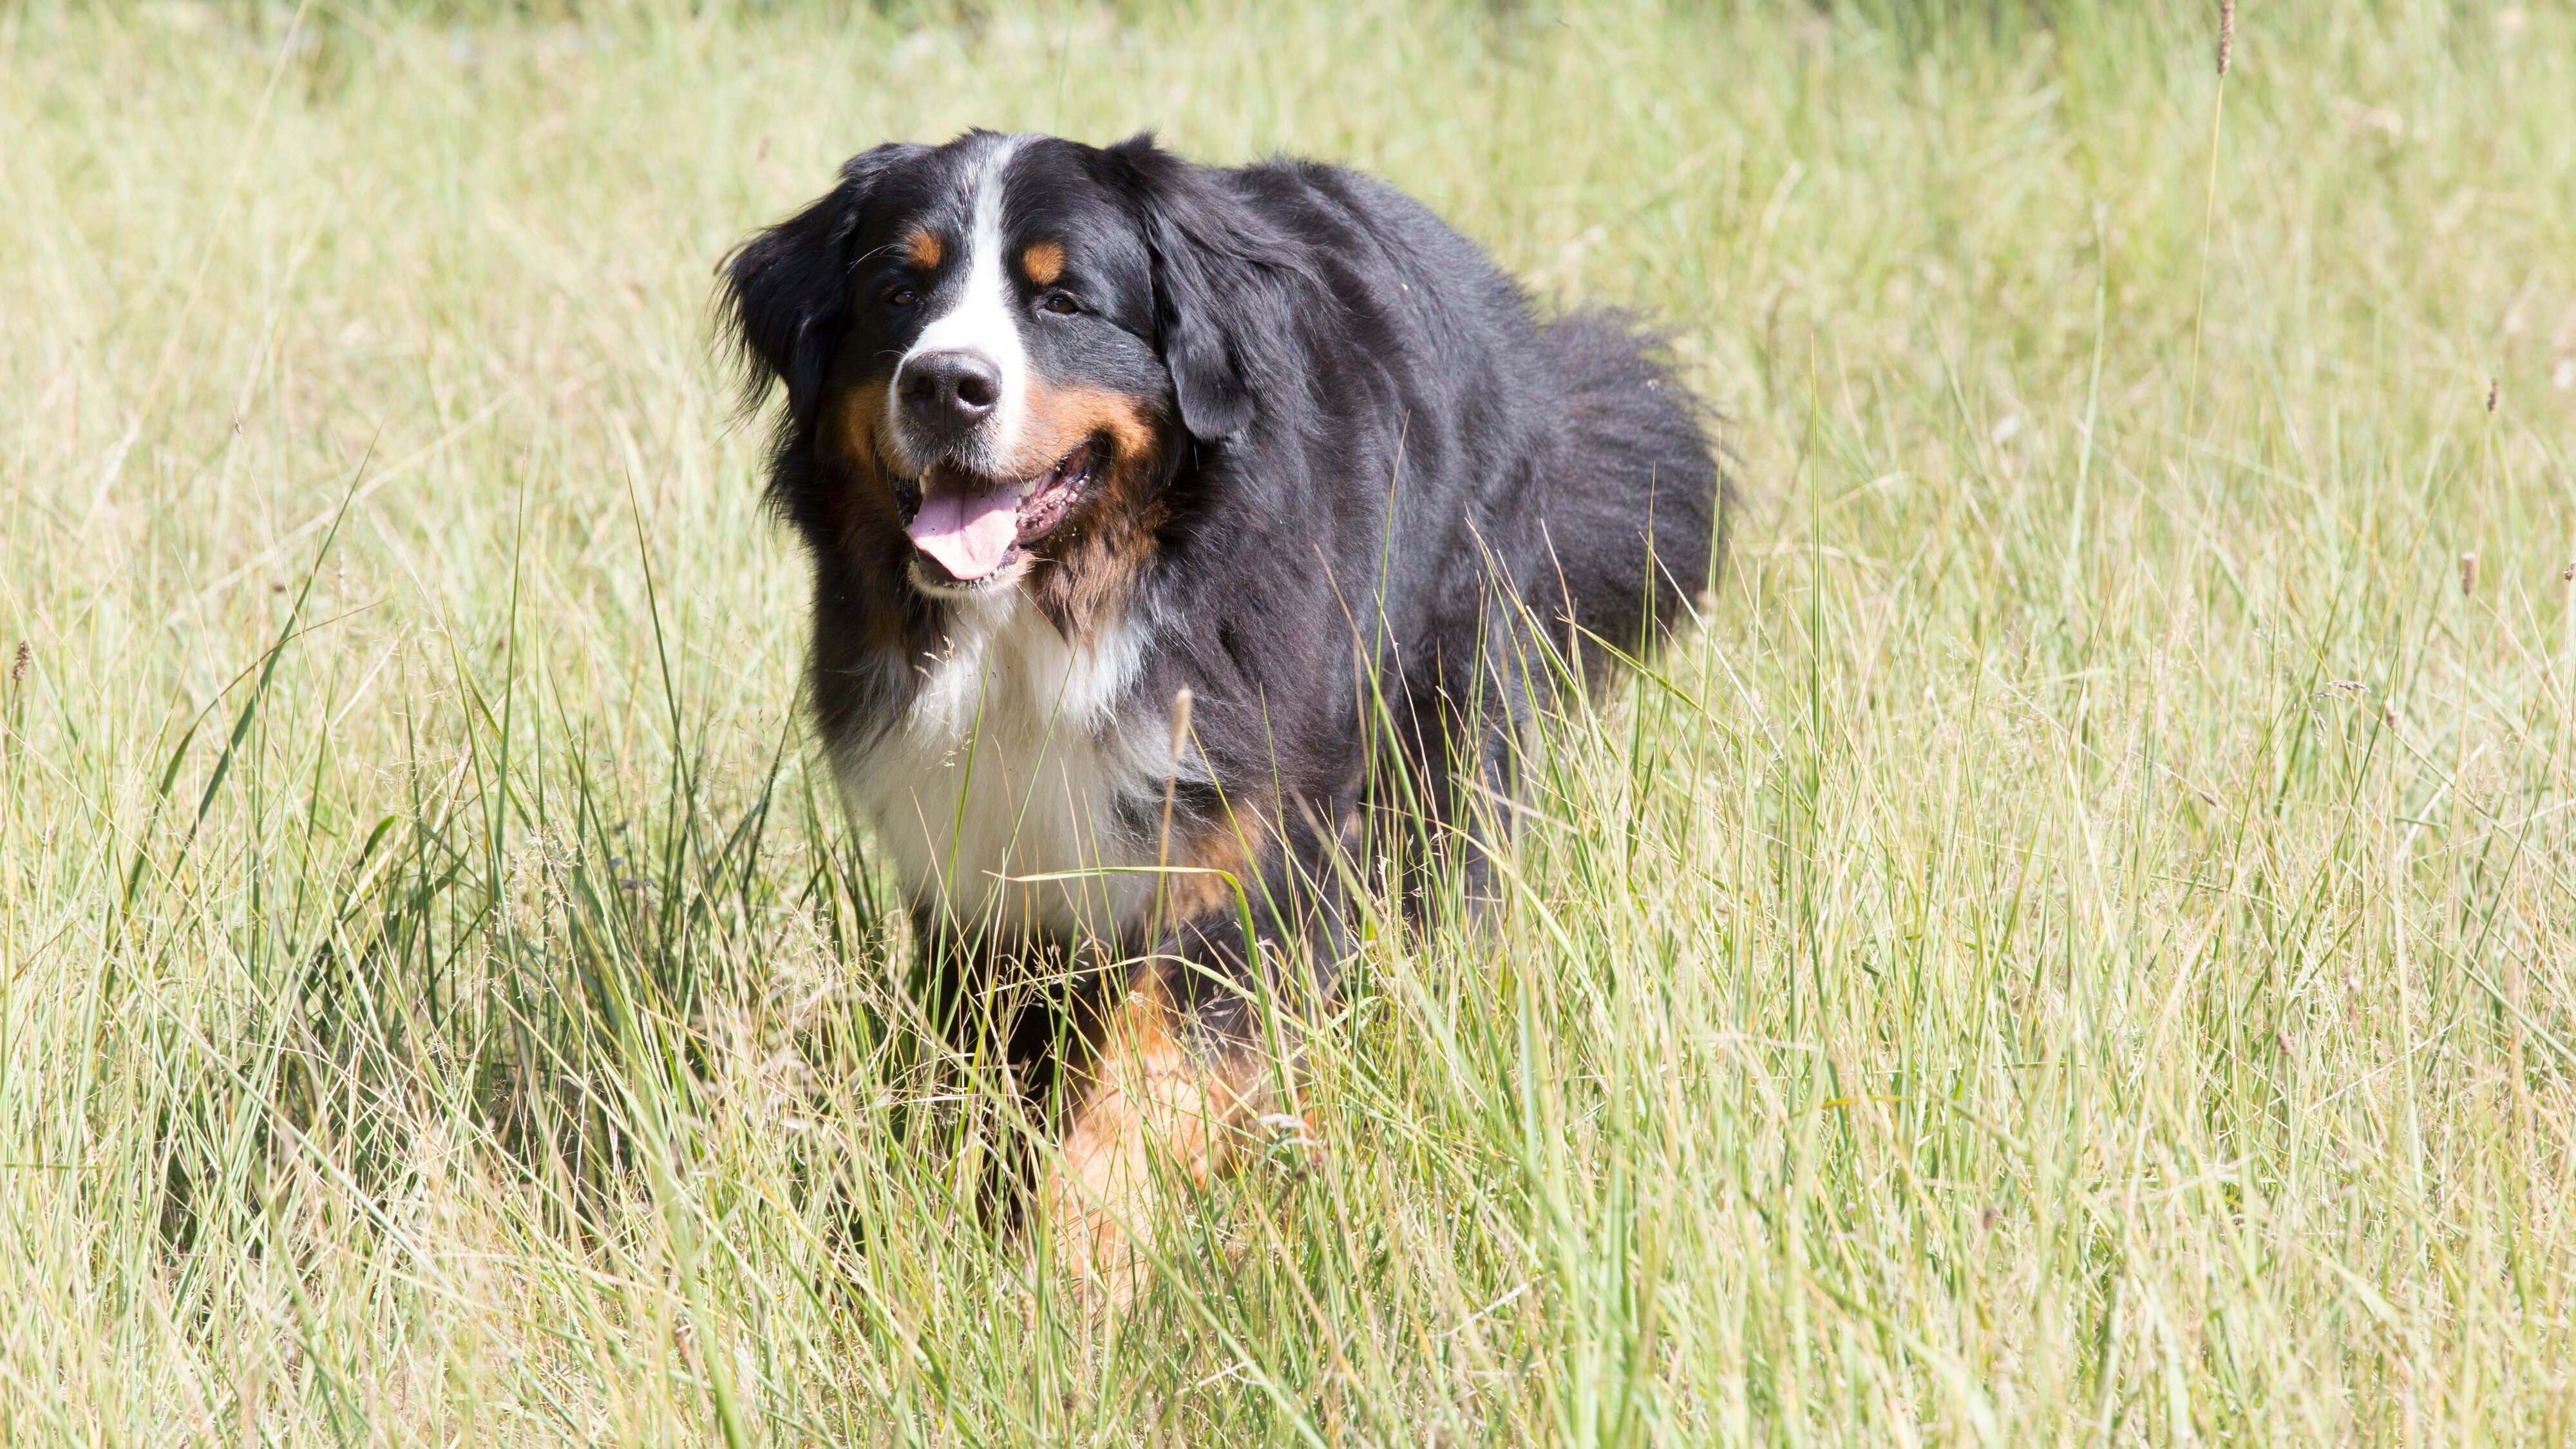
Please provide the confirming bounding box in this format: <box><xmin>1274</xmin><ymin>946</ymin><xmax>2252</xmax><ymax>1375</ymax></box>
<box><xmin>835</xmin><ymin>584</ymin><xmax>1179</xmax><ymax>944</ymax></box>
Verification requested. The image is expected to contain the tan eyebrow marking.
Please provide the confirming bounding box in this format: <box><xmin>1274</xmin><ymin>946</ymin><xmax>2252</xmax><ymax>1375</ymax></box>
<box><xmin>899</xmin><ymin>228</ymin><xmax>943</xmax><ymax>269</ymax></box>
<box><xmin>1022</xmin><ymin>240</ymin><xmax>1065</xmax><ymax>287</ymax></box>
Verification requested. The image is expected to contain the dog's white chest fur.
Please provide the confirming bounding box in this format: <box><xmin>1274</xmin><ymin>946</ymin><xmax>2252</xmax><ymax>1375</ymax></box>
<box><xmin>837</xmin><ymin>591</ymin><xmax>1170</xmax><ymax>942</ymax></box>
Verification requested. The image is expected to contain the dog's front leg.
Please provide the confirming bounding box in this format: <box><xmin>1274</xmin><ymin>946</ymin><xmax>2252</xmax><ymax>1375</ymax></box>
<box><xmin>1042</xmin><ymin>813</ymin><xmax>1347</xmax><ymax>1303</ymax></box>
<box><xmin>1042</xmin><ymin>969</ymin><xmax>1269</xmax><ymax>1301</ymax></box>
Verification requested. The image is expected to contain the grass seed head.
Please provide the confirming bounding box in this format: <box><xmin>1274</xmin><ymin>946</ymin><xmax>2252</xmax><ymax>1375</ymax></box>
<box><xmin>8</xmin><ymin>642</ymin><xmax>24</xmax><ymax>684</ymax></box>
<box><xmin>2488</xmin><ymin>377</ymin><xmax>2500</xmax><ymax>413</ymax></box>
<box><xmin>2461</xmin><ymin>553</ymin><xmax>2479</xmax><ymax>595</ymax></box>
<box><xmin>2218</xmin><ymin>0</ymin><xmax>2237</xmax><ymax>77</ymax></box>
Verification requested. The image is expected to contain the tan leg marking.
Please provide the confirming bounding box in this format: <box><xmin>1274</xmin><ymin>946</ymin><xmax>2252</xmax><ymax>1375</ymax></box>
<box><xmin>1155</xmin><ymin>806</ymin><xmax>1274</xmax><ymax>926</ymax></box>
<box><xmin>1043</xmin><ymin>980</ymin><xmax>1269</xmax><ymax>1302</ymax></box>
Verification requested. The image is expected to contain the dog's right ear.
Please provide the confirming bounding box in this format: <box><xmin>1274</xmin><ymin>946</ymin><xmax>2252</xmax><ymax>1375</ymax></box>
<box><xmin>720</xmin><ymin>143</ymin><xmax>921</xmax><ymax>426</ymax></box>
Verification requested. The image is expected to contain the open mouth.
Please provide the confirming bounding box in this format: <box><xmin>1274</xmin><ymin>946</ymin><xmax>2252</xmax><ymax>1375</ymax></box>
<box><xmin>896</xmin><ymin>442</ymin><xmax>1097</xmax><ymax>586</ymax></box>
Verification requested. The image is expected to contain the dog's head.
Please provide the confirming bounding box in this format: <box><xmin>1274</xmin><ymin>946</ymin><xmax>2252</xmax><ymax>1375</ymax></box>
<box><xmin>722</xmin><ymin>131</ymin><xmax>1298</xmax><ymax>601</ymax></box>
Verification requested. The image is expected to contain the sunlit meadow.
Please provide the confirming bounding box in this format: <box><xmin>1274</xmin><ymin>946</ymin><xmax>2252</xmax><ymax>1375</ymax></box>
<box><xmin>5</xmin><ymin>0</ymin><xmax>2575</xmax><ymax>1441</ymax></box>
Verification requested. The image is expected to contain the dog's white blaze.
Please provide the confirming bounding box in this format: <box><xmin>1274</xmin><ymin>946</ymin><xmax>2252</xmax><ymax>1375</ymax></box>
<box><xmin>893</xmin><ymin>133</ymin><xmax>1031</xmax><ymax>468</ymax></box>
<box><xmin>837</xmin><ymin>591</ymin><xmax>1191</xmax><ymax>942</ymax></box>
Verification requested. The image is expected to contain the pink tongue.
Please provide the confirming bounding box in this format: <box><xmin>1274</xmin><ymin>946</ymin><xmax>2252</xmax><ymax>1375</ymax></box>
<box><xmin>906</xmin><ymin>478</ymin><xmax>1021</xmax><ymax>580</ymax></box>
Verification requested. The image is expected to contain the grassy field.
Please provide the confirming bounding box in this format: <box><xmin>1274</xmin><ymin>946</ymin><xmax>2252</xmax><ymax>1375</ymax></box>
<box><xmin>6</xmin><ymin>0</ymin><xmax>2576</xmax><ymax>1441</ymax></box>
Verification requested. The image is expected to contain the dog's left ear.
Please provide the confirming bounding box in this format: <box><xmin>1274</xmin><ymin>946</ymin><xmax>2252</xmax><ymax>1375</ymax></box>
<box><xmin>721</xmin><ymin>143</ymin><xmax>922</xmax><ymax>426</ymax></box>
<box><xmin>1103</xmin><ymin>134</ymin><xmax>1309</xmax><ymax>448</ymax></box>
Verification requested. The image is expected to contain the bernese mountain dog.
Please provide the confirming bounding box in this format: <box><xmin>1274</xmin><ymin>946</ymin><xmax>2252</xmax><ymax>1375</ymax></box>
<box><xmin>721</xmin><ymin>129</ymin><xmax>1724</xmax><ymax>1293</ymax></box>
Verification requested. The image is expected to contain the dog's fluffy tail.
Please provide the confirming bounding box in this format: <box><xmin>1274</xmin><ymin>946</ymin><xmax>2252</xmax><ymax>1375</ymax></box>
<box><xmin>1530</xmin><ymin>312</ymin><xmax>1730</xmax><ymax>692</ymax></box>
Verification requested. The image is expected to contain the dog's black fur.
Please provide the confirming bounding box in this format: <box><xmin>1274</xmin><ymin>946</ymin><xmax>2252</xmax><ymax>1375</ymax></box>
<box><xmin>721</xmin><ymin>129</ymin><xmax>1723</xmax><ymax>1258</ymax></box>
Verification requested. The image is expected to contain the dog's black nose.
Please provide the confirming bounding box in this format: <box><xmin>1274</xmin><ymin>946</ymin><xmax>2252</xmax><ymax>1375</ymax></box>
<box><xmin>898</xmin><ymin>350</ymin><xmax>1002</xmax><ymax>424</ymax></box>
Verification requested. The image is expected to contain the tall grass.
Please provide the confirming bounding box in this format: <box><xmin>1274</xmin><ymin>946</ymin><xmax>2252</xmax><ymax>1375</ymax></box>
<box><xmin>6</xmin><ymin>0</ymin><xmax>2575</xmax><ymax>1441</ymax></box>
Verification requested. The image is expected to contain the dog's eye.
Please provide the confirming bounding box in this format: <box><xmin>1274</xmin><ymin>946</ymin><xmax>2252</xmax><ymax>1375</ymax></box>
<box><xmin>887</xmin><ymin>287</ymin><xmax>918</xmax><ymax>308</ymax></box>
<box><xmin>1040</xmin><ymin>293</ymin><xmax>1080</xmax><ymax>316</ymax></box>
